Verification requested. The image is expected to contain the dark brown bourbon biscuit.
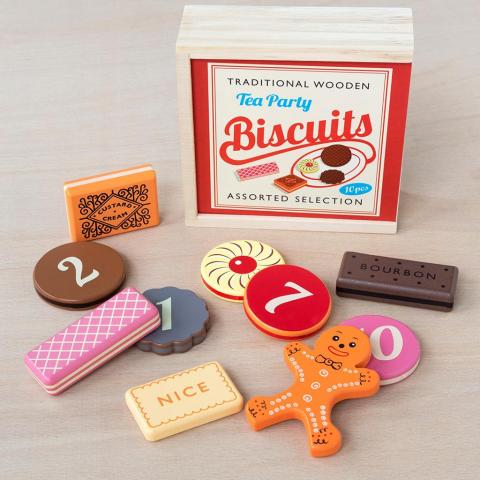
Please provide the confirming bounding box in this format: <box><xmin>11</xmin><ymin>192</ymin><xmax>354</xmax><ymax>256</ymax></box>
<box><xmin>320</xmin><ymin>144</ymin><xmax>352</xmax><ymax>167</ymax></box>
<box><xmin>336</xmin><ymin>252</ymin><xmax>458</xmax><ymax>311</ymax></box>
<box><xmin>320</xmin><ymin>169</ymin><xmax>345</xmax><ymax>184</ymax></box>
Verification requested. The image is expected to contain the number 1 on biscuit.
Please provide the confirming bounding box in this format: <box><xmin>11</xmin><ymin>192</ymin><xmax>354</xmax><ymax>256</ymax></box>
<box><xmin>156</xmin><ymin>298</ymin><xmax>173</xmax><ymax>331</ymax></box>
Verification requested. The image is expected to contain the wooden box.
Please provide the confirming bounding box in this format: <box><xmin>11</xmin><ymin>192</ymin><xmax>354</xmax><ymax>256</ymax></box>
<box><xmin>176</xmin><ymin>6</ymin><xmax>413</xmax><ymax>233</ymax></box>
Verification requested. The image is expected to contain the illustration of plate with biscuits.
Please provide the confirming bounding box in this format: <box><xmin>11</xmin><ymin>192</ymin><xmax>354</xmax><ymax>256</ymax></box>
<box><xmin>290</xmin><ymin>141</ymin><xmax>376</xmax><ymax>188</ymax></box>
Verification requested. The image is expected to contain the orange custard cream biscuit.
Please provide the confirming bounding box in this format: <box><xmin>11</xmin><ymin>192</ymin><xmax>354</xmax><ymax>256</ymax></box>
<box><xmin>125</xmin><ymin>362</ymin><xmax>243</xmax><ymax>441</ymax></box>
<box><xmin>64</xmin><ymin>164</ymin><xmax>160</xmax><ymax>241</ymax></box>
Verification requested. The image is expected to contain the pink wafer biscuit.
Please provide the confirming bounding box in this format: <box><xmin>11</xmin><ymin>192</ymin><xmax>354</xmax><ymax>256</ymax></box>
<box><xmin>235</xmin><ymin>162</ymin><xmax>279</xmax><ymax>181</ymax></box>
<box><xmin>24</xmin><ymin>287</ymin><xmax>160</xmax><ymax>395</ymax></box>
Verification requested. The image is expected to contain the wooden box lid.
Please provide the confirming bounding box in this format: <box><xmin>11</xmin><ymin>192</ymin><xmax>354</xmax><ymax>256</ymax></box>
<box><xmin>176</xmin><ymin>5</ymin><xmax>413</xmax><ymax>63</ymax></box>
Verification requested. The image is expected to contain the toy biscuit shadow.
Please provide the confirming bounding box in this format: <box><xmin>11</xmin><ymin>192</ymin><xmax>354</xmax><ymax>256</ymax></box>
<box><xmin>245</xmin><ymin>325</ymin><xmax>380</xmax><ymax>457</ymax></box>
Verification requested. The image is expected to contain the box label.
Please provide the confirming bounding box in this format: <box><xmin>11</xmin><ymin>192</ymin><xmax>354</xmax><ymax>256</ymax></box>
<box><xmin>192</xmin><ymin>60</ymin><xmax>411</xmax><ymax>223</ymax></box>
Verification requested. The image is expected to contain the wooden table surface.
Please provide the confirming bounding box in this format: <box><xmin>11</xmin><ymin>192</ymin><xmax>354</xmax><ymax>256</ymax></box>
<box><xmin>1</xmin><ymin>1</ymin><xmax>479</xmax><ymax>478</ymax></box>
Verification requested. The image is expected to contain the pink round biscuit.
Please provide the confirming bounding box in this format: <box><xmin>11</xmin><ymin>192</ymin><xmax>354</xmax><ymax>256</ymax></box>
<box><xmin>340</xmin><ymin>315</ymin><xmax>420</xmax><ymax>385</ymax></box>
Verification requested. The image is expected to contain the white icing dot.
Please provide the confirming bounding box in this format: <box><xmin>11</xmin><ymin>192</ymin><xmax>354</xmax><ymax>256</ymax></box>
<box><xmin>332</xmin><ymin>385</ymin><xmax>337</xmax><ymax>390</ymax></box>
<box><xmin>337</xmin><ymin>383</ymin><xmax>343</xmax><ymax>387</ymax></box>
<box><xmin>269</xmin><ymin>411</ymin><xmax>274</xmax><ymax>415</ymax></box>
<box><xmin>311</xmin><ymin>382</ymin><xmax>321</xmax><ymax>389</ymax></box>
<box><xmin>281</xmin><ymin>395</ymin><xmax>287</xmax><ymax>400</ymax></box>
<box><xmin>354</xmin><ymin>381</ymin><xmax>360</xmax><ymax>386</ymax></box>
<box><xmin>286</xmin><ymin>404</ymin><xmax>292</xmax><ymax>408</ymax></box>
<box><xmin>295</xmin><ymin>365</ymin><xmax>300</xmax><ymax>370</ymax></box>
<box><xmin>354</xmin><ymin>370</ymin><xmax>358</xmax><ymax>374</ymax></box>
<box><xmin>313</xmin><ymin>423</ymin><xmax>318</xmax><ymax>428</ymax></box>
<box><xmin>314</xmin><ymin>428</ymin><xmax>319</xmax><ymax>433</ymax></box>
<box><xmin>309</xmin><ymin>412</ymin><xmax>315</xmax><ymax>417</ymax></box>
<box><xmin>306</xmin><ymin>407</ymin><xmax>311</xmax><ymax>412</ymax></box>
<box><xmin>287</xmin><ymin>392</ymin><xmax>292</xmax><ymax>397</ymax></box>
<box><xmin>343</xmin><ymin>368</ymin><xmax>348</xmax><ymax>372</ymax></box>
<box><xmin>280</xmin><ymin>406</ymin><xmax>285</xmax><ymax>410</ymax></box>
<box><xmin>303</xmin><ymin>394</ymin><xmax>312</xmax><ymax>402</ymax></box>
<box><xmin>319</xmin><ymin>369</ymin><xmax>328</xmax><ymax>377</ymax></box>
<box><xmin>290</xmin><ymin>358</ymin><xmax>294</xmax><ymax>362</ymax></box>
<box><xmin>343</xmin><ymin>383</ymin><xmax>349</xmax><ymax>387</ymax></box>
<box><xmin>322</xmin><ymin>421</ymin><xmax>328</xmax><ymax>426</ymax></box>
<box><xmin>302</xmin><ymin>351</ymin><xmax>306</xmax><ymax>355</ymax></box>
<box><xmin>274</xmin><ymin>407</ymin><xmax>280</xmax><ymax>412</ymax></box>
<box><xmin>270</xmin><ymin>401</ymin><xmax>275</xmax><ymax>406</ymax></box>
<box><xmin>300</xmin><ymin>378</ymin><xmax>304</xmax><ymax>382</ymax></box>
<box><xmin>350</xmin><ymin>382</ymin><xmax>354</xmax><ymax>386</ymax></box>
<box><xmin>320</xmin><ymin>405</ymin><xmax>326</xmax><ymax>409</ymax></box>
<box><xmin>327</xmin><ymin>388</ymin><xmax>332</xmax><ymax>392</ymax></box>
<box><xmin>293</xmin><ymin>403</ymin><xmax>299</xmax><ymax>407</ymax></box>
<box><xmin>321</xmin><ymin>415</ymin><xmax>326</xmax><ymax>420</ymax></box>
<box><xmin>276</xmin><ymin>398</ymin><xmax>281</xmax><ymax>403</ymax></box>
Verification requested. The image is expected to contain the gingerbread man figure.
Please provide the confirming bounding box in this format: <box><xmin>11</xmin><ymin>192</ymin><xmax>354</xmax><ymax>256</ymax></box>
<box><xmin>245</xmin><ymin>325</ymin><xmax>380</xmax><ymax>457</ymax></box>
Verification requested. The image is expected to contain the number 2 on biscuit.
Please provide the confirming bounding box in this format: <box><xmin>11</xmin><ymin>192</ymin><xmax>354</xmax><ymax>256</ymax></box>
<box><xmin>57</xmin><ymin>256</ymin><xmax>100</xmax><ymax>287</ymax></box>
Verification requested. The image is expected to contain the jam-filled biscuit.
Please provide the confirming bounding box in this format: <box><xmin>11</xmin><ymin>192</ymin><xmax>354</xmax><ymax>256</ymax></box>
<box><xmin>201</xmin><ymin>240</ymin><xmax>285</xmax><ymax>302</ymax></box>
<box><xmin>245</xmin><ymin>325</ymin><xmax>380</xmax><ymax>457</ymax></box>
<box><xmin>296</xmin><ymin>158</ymin><xmax>319</xmax><ymax>174</ymax></box>
<box><xmin>320</xmin><ymin>144</ymin><xmax>352</xmax><ymax>167</ymax></box>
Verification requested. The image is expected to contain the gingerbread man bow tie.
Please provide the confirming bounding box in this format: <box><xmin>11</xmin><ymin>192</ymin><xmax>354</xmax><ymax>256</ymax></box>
<box><xmin>314</xmin><ymin>354</ymin><xmax>342</xmax><ymax>370</ymax></box>
<box><xmin>245</xmin><ymin>325</ymin><xmax>380</xmax><ymax>457</ymax></box>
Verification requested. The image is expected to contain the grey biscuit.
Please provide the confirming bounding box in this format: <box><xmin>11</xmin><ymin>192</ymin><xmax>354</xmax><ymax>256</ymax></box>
<box><xmin>137</xmin><ymin>287</ymin><xmax>210</xmax><ymax>355</ymax></box>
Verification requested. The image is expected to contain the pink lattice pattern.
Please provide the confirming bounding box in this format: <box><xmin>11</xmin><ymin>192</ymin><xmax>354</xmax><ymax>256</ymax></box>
<box><xmin>236</xmin><ymin>162</ymin><xmax>280</xmax><ymax>181</ymax></box>
<box><xmin>27</xmin><ymin>288</ymin><xmax>152</xmax><ymax>376</ymax></box>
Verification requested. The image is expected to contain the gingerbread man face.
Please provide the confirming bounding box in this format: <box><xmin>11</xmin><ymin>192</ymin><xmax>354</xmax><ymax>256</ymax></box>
<box><xmin>246</xmin><ymin>325</ymin><xmax>380</xmax><ymax>457</ymax></box>
<box><xmin>314</xmin><ymin>326</ymin><xmax>372</xmax><ymax>369</ymax></box>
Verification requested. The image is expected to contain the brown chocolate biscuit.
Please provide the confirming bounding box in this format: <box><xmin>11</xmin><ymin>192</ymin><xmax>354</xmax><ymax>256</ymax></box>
<box><xmin>336</xmin><ymin>251</ymin><xmax>459</xmax><ymax>311</ymax></box>
<box><xmin>33</xmin><ymin>242</ymin><xmax>126</xmax><ymax>309</ymax></box>
<box><xmin>320</xmin><ymin>169</ymin><xmax>345</xmax><ymax>184</ymax></box>
<box><xmin>321</xmin><ymin>144</ymin><xmax>352</xmax><ymax>167</ymax></box>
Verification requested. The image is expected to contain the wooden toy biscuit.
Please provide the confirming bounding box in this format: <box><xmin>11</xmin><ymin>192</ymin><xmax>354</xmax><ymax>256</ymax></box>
<box><xmin>64</xmin><ymin>164</ymin><xmax>160</xmax><ymax>241</ymax></box>
<box><xmin>33</xmin><ymin>242</ymin><xmax>125</xmax><ymax>309</ymax></box>
<box><xmin>200</xmin><ymin>240</ymin><xmax>284</xmax><ymax>302</ymax></box>
<box><xmin>24</xmin><ymin>288</ymin><xmax>160</xmax><ymax>395</ymax></box>
<box><xmin>137</xmin><ymin>287</ymin><xmax>210</xmax><ymax>355</ymax></box>
<box><xmin>336</xmin><ymin>251</ymin><xmax>459</xmax><ymax>311</ymax></box>
<box><xmin>245</xmin><ymin>325</ymin><xmax>380</xmax><ymax>457</ymax></box>
<box><xmin>125</xmin><ymin>362</ymin><xmax>243</xmax><ymax>441</ymax></box>
<box><xmin>340</xmin><ymin>315</ymin><xmax>421</xmax><ymax>385</ymax></box>
<box><xmin>244</xmin><ymin>265</ymin><xmax>331</xmax><ymax>339</ymax></box>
